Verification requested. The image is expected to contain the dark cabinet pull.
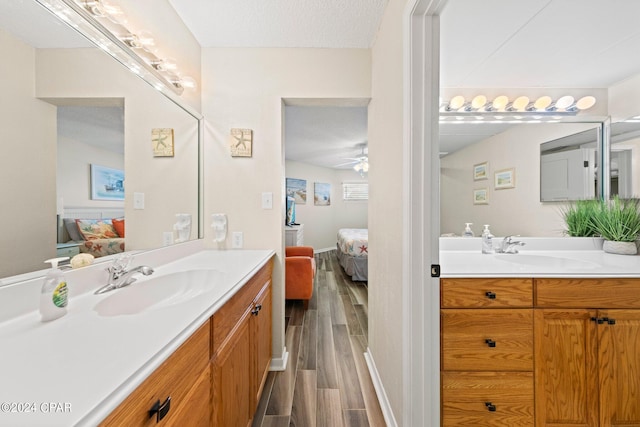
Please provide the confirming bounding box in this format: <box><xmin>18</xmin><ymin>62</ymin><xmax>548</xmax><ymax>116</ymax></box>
<box><xmin>251</xmin><ymin>304</ymin><xmax>263</xmax><ymax>316</ymax></box>
<box><xmin>485</xmin><ymin>291</ymin><xmax>496</xmax><ymax>299</ymax></box>
<box><xmin>150</xmin><ymin>396</ymin><xmax>171</xmax><ymax>423</ymax></box>
<box><xmin>485</xmin><ymin>339</ymin><xmax>496</xmax><ymax>348</ymax></box>
<box><xmin>485</xmin><ymin>402</ymin><xmax>497</xmax><ymax>412</ymax></box>
<box><xmin>607</xmin><ymin>318</ymin><xmax>616</xmax><ymax>325</ymax></box>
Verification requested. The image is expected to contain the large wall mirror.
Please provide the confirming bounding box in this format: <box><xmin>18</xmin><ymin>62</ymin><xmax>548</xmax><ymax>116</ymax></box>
<box><xmin>0</xmin><ymin>1</ymin><xmax>202</xmax><ymax>283</ymax></box>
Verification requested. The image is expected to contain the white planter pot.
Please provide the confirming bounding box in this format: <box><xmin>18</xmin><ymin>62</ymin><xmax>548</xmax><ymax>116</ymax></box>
<box><xmin>603</xmin><ymin>240</ymin><xmax>638</xmax><ymax>255</ymax></box>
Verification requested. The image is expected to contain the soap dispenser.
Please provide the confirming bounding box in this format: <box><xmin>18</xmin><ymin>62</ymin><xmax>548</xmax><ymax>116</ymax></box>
<box><xmin>463</xmin><ymin>223</ymin><xmax>474</xmax><ymax>237</ymax></box>
<box><xmin>481</xmin><ymin>224</ymin><xmax>494</xmax><ymax>254</ymax></box>
<box><xmin>39</xmin><ymin>257</ymin><xmax>69</xmax><ymax>322</ymax></box>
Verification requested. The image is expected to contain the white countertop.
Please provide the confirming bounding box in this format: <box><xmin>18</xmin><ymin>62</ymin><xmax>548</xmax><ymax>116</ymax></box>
<box><xmin>0</xmin><ymin>248</ymin><xmax>275</xmax><ymax>427</ymax></box>
<box><xmin>440</xmin><ymin>237</ymin><xmax>640</xmax><ymax>277</ymax></box>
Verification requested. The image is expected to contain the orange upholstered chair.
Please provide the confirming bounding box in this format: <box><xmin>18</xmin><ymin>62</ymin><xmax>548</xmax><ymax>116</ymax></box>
<box><xmin>285</xmin><ymin>246</ymin><xmax>316</xmax><ymax>309</ymax></box>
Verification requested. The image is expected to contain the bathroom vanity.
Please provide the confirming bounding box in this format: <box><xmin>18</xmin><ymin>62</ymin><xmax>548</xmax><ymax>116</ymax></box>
<box><xmin>0</xmin><ymin>244</ymin><xmax>275</xmax><ymax>426</ymax></box>
<box><xmin>440</xmin><ymin>238</ymin><xmax>640</xmax><ymax>427</ymax></box>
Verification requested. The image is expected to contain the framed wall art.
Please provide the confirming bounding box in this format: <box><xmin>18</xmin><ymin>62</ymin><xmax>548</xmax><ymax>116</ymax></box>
<box><xmin>152</xmin><ymin>128</ymin><xmax>174</xmax><ymax>157</ymax></box>
<box><xmin>286</xmin><ymin>178</ymin><xmax>307</xmax><ymax>204</ymax></box>
<box><xmin>90</xmin><ymin>164</ymin><xmax>124</xmax><ymax>201</ymax></box>
<box><xmin>473</xmin><ymin>188</ymin><xmax>489</xmax><ymax>205</ymax></box>
<box><xmin>473</xmin><ymin>161</ymin><xmax>488</xmax><ymax>181</ymax></box>
<box><xmin>314</xmin><ymin>182</ymin><xmax>331</xmax><ymax>206</ymax></box>
<box><xmin>229</xmin><ymin>128</ymin><xmax>253</xmax><ymax>157</ymax></box>
<box><xmin>494</xmin><ymin>168</ymin><xmax>515</xmax><ymax>189</ymax></box>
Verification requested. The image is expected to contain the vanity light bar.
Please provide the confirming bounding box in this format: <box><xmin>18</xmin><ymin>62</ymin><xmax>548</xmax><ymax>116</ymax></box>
<box><xmin>441</xmin><ymin>94</ymin><xmax>597</xmax><ymax>119</ymax></box>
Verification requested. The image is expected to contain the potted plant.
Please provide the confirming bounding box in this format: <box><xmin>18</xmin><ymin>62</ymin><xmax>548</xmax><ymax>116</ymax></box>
<box><xmin>561</xmin><ymin>199</ymin><xmax>599</xmax><ymax>237</ymax></box>
<box><xmin>591</xmin><ymin>196</ymin><xmax>640</xmax><ymax>255</ymax></box>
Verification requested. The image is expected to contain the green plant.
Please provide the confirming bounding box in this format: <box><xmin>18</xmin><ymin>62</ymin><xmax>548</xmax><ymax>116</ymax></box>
<box><xmin>592</xmin><ymin>196</ymin><xmax>640</xmax><ymax>242</ymax></box>
<box><xmin>561</xmin><ymin>199</ymin><xmax>599</xmax><ymax>237</ymax></box>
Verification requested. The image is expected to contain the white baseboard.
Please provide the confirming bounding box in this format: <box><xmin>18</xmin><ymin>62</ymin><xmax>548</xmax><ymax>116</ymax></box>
<box><xmin>269</xmin><ymin>347</ymin><xmax>289</xmax><ymax>371</ymax></box>
<box><xmin>365</xmin><ymin>348</ymin><xmax>398</xmax><ymax>427</ymax></box>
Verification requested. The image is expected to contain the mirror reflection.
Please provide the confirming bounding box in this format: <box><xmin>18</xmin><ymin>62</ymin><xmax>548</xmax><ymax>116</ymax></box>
<box><xmin>0</xmin><ymin>1</ymin><xmax>200</xmax><ymax>281</ymax></box>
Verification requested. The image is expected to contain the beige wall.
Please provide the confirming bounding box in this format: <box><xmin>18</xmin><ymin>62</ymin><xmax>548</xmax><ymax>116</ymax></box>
<box><xmin>285</xmin><ymin>161</ymin><xmax>368</xmax><ymax>250</ymax></box>
<box><xmin>0</xmin><ymin>30</ymin><xmax>57</xmax><ymax>277</ymax></box>
<box><xmin>369</xmin><ymin>0</ymin><xmax>407</xmax><ymax>420</ymax></box>
<box><xmin>201</xmin><ymin>46</ymin><xmax>371</xmax><ymax>363</ymax></box>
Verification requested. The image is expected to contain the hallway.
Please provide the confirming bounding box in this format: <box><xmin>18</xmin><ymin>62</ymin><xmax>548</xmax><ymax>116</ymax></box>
<box><xmin>253</xmin><ymin>251</ymin><xmax>385</xmax><ymax>426</ymax></box>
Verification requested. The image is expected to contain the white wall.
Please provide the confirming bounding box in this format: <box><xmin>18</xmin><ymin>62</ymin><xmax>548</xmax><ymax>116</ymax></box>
<box><xmin>368</xmin><ymin>0</ymin><xmax>406</xmax><ymax>420</ymax></box>
<box><xmin>285</xmin><ymin>161</ymin><xmax>368</xmax><ymax>250</ymax></box>
<box><xmin>201</xmin><ymin>46</ymin><xmax>371</xmax><ymax>366</ymax></box>
<box><xmin>57</xmin><ymin>137</ymin><xmax>124</xmax><ymax>209</ymax></box>
<box><xmin>0</xmin><ymin>30</ymin><xmax>57</xmax><ymax>277</ymax></box>
<box><xmin>440</xmin><ymin>122</ymin><xmax>597</xmax><ymax>238</ymax></box>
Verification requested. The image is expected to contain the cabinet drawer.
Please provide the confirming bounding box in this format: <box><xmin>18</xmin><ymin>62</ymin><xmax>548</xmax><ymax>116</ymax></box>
<box><xmin>212</xmin><ymin>261</ymin><xmax>273</xmax><ymax>355</ymax></box>
<box><xmin>100</xmin><ymin>321</ymin><xmax>210</xmax><ymax>427</ymax></box>
<box><xmin>441</xmin><ymin>278</ymin><xmax>533</xmax><ymax>308</ymax></box>
<box><xmin>442</xmin><ymin>309</ymin><xmax>533</xmax><ymax>371</ymax></box>
<box><xmin>536</xmin><ymin>278</ymin><xmax>640</xmax><ymax>308</ymax></box>
<box><xmin>442</xmin><ymin>371</ymin><xmax>534</xmax><ymax>427</ymax></box>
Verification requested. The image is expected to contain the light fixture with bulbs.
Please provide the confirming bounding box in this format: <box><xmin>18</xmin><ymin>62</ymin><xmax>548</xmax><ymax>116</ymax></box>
<box><xmin>440</xmin><ymin>94</ymin><xmax>597</xmax><ymax>122</ymax></box>
<box><xmin>36</xmin><ymin>0</ymin><xmax>196</xmax><ymax>96</ymax></box>
<box><xmin>353</xmin><ymin>158</ymin><xmax>369</xmax><ymax>177</ymax></box>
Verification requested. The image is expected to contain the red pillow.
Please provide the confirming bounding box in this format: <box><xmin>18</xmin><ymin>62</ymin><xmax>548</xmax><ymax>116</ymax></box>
<box><xmin>112</xmin><ymin>218</ymin><xmax>125</xmax><ymax>238</ymax></box>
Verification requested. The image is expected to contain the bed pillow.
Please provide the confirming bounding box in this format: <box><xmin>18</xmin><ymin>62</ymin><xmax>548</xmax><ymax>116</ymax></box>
<box><xmin>63</xmin><ymin>218</ymin><xmax>84</xmax><ymax>241</ymax></box>
<box><xmin>112</xmin><ymin>218</ymin><xmax>125</xmax><ymax>238</ymax></box>
<box><xmin>75</xmin><ymin>219</ymin><xmax>118</xmax><ymax>240</ymax></box>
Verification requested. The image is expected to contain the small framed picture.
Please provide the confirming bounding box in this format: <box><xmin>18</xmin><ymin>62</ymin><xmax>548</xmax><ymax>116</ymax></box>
<box><xmin>152</xmin><ymin>128</ymin><xmax>174</xmax><ymax>157</ymax></box>
<box><xmin>494</xmin><ymin>168</ymin><xmax>515</xmax><ymax>189</ymax></box>
<box><xmin>473</xmin><ymin>162</ymin><xmax>488</xmax><ymax>181</ymax></box>
<box><xmin>314</xmin><ymin>182</ymin><xmax>331</xmax><ymax>206</ymax></box>
<box><xmin>230</xmin><ymin>128</ymin><xmax>253</xmax><ymax>157</ymax></box>
<box><xmin>473</xmin><ymin>188</ymin><xmax>488</xmax><ymax>205</ymax></box>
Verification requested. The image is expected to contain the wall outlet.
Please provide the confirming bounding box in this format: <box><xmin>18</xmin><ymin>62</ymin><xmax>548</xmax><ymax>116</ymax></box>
<box><xmin>133</xmin><ymin>192</ymin><xmax>145</xmax><ymax>210</ymax></box>
<box><xmin>232</xmin><ymin>231</ymin><xmax>243</xmax><ymax>249</ymax></box>
<box><xmin>262</xmin><ymin>192</ymin><xmax>273</xmax><ymax>209</ymax></box>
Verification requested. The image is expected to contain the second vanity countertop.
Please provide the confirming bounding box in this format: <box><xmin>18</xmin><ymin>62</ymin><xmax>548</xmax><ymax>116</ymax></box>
<box><xmin>0</xmin><ymin>248</ymin><xmax>275</xmax><ymax>427</ymax></box>
<box><xmin>440</xmin><ymin>237</ymin><xmax>640</xmax><ymax>278</ymax></box>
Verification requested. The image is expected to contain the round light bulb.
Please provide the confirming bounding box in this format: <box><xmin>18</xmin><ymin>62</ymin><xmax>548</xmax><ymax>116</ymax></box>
<box><xmin>471</xmin><ymin>95</ymin><xmax>487</xmax><ymax>110</ymax></box>
<box><xmin>533</xmin><ymin>96</ymin><xmax>552</xmax><ymax>111</ymax></box>
<box><xmin>492</xmin><ymin>95</ymin><xmax>509</xmax><ymax>111</ymax></box>
<box><xmin>555</xmin><ymin>95</ymin><xmax>574</xmax><ymax>110</ymax></box>
<box><xmin>512</xmin><ymin>96</ymin><xmax>530</xmax><ymax>111</ymax></box>
<box><xmin>576</xmin><ymin>96</ymin><xmax>596</xmax><ymax>110</ymax></box>
<box><xmin>448</xmin><ymin>95</ymin><xmax>465</xmax><ymax>110</ymax></box>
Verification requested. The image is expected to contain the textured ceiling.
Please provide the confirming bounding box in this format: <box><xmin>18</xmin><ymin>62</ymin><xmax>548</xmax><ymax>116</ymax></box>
<box><xmin>168</xmin><ymin>0</ymin><xmax>388</xmax><ymax>48</ymax></box>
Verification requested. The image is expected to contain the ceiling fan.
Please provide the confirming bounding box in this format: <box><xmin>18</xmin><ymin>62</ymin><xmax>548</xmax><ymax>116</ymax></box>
<box><xmin>334</xmin><ymin>143</ymin><xmax>369</xmax><ymax>176</ymax></box>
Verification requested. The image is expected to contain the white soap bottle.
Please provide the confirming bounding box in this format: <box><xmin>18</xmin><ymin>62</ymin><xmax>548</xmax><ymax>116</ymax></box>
<box><xmin>462</xmin><ymin>223</ymin><xmax>474</xmax><ymax>237</ymax></box>
<box><xmin>39</xmin><ymin>257</ymin><xmax>69</xmax><ymax>322</ymax></box>
<box><xmin>482</xmin><ymin>224</ymin><xmax>494</xmax><ymax>254</ymax></box>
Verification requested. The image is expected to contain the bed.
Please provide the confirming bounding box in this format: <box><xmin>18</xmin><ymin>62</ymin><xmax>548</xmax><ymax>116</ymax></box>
<box><xmin>336</xmin><ymin>228</ymin><xmax>368</xmax><ymax>281</ymax></box>
<box><xmin>59</xmin><ymin>208</ymin><xmax>125</xmax><ymax>258</ymax></box>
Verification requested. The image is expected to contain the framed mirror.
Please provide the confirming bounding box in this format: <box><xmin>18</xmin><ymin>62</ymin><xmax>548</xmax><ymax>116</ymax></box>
<box><xmin>0</xmin><ymin>0</ymin><xmax>203</xmax><ymax>283</ymax></box>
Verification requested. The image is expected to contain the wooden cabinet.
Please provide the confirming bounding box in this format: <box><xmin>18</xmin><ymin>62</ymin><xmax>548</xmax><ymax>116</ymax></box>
<box><xmin>100</xmin><ymin>321</ymin><xmax>211</xmax><ymax>427</ymax></box>
<box><xmin>441</xmin><ymin>278</ymin><xmax>535</xmax><ymax>426</ymax></box>
<box><xmin>442</xmin><ymin>277</ymin><xmax>640</xmax><ymax>427</ymax></box>
<box><xmin>534</xmin><ymin>279</ymin><xmax>640</xmax><ymax>427</ymax></box>
<box><xmin>211</xmin><ymin>260</ymin><xmax>273</xmax><ymax>427</ymax></box>
<box><xmin>101</xmin><ymin>257</ymin><xmax>274</xmax><ymax>427</ymax></box>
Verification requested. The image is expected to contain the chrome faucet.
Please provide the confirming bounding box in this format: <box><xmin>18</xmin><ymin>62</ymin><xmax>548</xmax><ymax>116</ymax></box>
<box><xmin>95</xmin><ymin>256</ymin><xmax>154</xmax><ymax>294</ymax></box>
<box><xmin>498</xmin><ymin>235</ymin><xmax>526</xmax><ymax>254</ymax></box>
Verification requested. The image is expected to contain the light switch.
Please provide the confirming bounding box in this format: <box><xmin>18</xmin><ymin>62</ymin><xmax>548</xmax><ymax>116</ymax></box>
<box><xmin>262</xmin><ymin>192</ymin><xmax>273</xmax><ymax>209</ymax></box>
<box><xmin>134</xmin><ymin>192</ymin><xmax>145</xmax><ymax>210</ymax></box>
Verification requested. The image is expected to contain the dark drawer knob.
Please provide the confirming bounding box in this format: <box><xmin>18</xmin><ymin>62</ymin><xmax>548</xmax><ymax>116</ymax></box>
<box><xmin>150</xmin><ymin>396</ymin><xmax>171</xmax><ymax>423</ymax></box>
<box><xmin>485</xmin><ymin>291</ymin><xmax>496</xmax><ymax>299</ymax></box>
<box><xmin>251</xmin><ymin>304</ymin><xmax>263</xmax><ymax>316</ymax></box>
<box><xmin>485</xmin><ymin>402</ymin><xmax>497</xmax><ymax>412</ymax></box>
<box><xmin>485</xmin><ymin>339</ymin><xmax>496</xmax><ymax>348</ymax></box>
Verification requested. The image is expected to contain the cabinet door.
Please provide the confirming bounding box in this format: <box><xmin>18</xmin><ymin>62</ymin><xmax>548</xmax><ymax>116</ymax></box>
<box><xmin>534</xmin><ymin>309</ymin><xmax>599</xmax><ymax>427</ymax></box>
<box><xmin>251</xmin><ymin>282</ymin><xmax>272</xmax><ymax>409</ymax></box>
<box><xmin>212</xmin><ymin>311</ymin><xmax>252</xmax><ymax>427</ymax></box>
<box><xmin>598</xmin><ymin>309</ymin><xmax>640</xmax><ymax>427</ymax></box>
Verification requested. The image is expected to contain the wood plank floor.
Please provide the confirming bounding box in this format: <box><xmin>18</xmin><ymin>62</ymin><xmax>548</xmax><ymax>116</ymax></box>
<box><xmin>253</xmin><ymin>250</ymin><xmax>385</xmax><ymax>427</ymax></box>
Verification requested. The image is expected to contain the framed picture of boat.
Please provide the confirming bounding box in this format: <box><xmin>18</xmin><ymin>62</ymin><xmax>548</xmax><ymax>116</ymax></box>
<box><xmin>91</xmin><ymin>164</ymin><xmax>125</xmax><ymax>201</ymax></box>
